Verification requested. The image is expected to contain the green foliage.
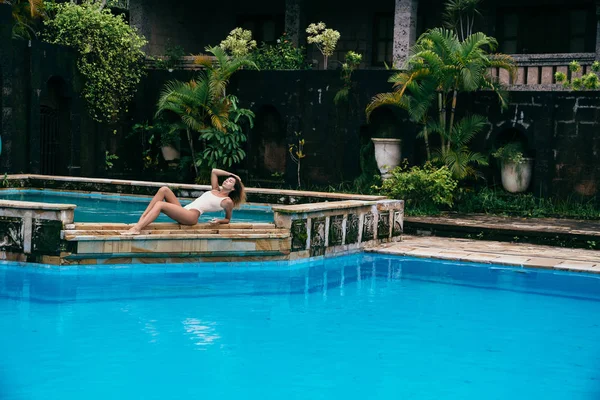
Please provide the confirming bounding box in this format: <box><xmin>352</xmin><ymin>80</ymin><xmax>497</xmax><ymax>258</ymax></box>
<box><xmin>555</xmin><ymin>60</ymin><xmax>600</xmax><ymax>90</ymax></box>
<box><xmin>334</xmin><ymin>51</ymin><xmax>362</xmax><ymax>105</ymax></box>
<box><xmin>155</xmin><ymin>41</ymin><xmax>186</xmax><ymax>70</ymax></box>
<box><xmin>306</xmin><ymin>21</ymin><xmax>340</xmax><ymax>69</ymax></box>
<box><xmin>219</xmin><ymin>27</ymin><xmax>257</xmax><ymax>58</ymax></box>
<box><xmin>198</xmin><ymin>95</ymin><xmax>253</xmax><ymax>169</ymax></box>
<box><xmin>43</xmin><ymin>1</ymin><xmax>147</xmax><ymax>123</ymax></box>
<box><xmin>288</xmin><ymin>131</ymin><xmax>306</xmax><ymax>188</ymax></box>
<box><xmin>377</xmin><ymin>162</ymin><xmax>458</xmax><ymax>210</ymax></box>
<box><xmin>443</xmin><ymin>0</ymin><xmax>482</xmax><ymax>40</ymax></box>
<box><xmin>492</xmin><ymin>141</ymin><xmax>525</xmax><ymax>164</ymax></box>
<box><xmin>105</xmin><ymin>151</ymin><xmax>118</xmax><ymax>170</ymax></box>
<box><xmin>252</xmin><ymin>33</ymin><xmax>310</xmax><ymax>70</ymax></box>
<box><xmin>156</xmin><ymin>46</ymin><xmax>257</xmax><ymax>177</ymax></box>
<box><xmin>3</xmin><ymin>0</ymin><xmax>45</xmax><ymax>39</ymax></box>
<box><xmin>129</xmin><ymin>122</ymin><xmax>152</xmax><ymax>167</ymax></box>
<box><xmin>367</xmin><ymin>22</ymin><xmax>515</xmax><ymax>181</ymax></box>
<box><xmin>455</xmin><ymin>187</ymin><xmax>600</xmax><ymax>219</ymax></box>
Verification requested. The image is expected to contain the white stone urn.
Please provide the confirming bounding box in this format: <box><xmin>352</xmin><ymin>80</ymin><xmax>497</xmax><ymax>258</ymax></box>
<box><xmin>161</xmin><ymin>146</ymin><xmax>180</xmax><ymax>161</ymax></box>
<box><xmin>372</xmin><ymin>138</ymin><xmax>402</xmax><ymax>179</ymax></box>
<box><xmin>500</xmin><ymin>157</ymin><xmax>533</xmax><ymax>193</ymax></box>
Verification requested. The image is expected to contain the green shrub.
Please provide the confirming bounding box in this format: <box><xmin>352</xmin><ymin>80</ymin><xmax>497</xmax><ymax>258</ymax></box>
<box><xmin>378</xmin><ymin>162</ymin><xmax>458</xmax><ymax>211</ymax></box>
<box><xmin>43</xmin><ymin>1</ymin><xmax>147</xmax><ymax>123</ymax></box>
<box><xmin>456</xmin><ymin>187</ymin><xmax>600</xmax><ymax>219</ymax></box>
<box><xmin>252</xmin><ymin>33</ymin><xmax>310</xmax><ymax>70</ymax></box>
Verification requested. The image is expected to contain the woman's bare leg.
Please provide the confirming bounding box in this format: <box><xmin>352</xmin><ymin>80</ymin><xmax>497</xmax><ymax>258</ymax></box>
<box><xmin>123</xmin><ymin>203</ymin><xmax>199</xmax><ymax>234</ymax></box>
<box><xmin>140</xmin><ymin>186</ymin><xmax>181</xmax><ymax>218</ymax></box>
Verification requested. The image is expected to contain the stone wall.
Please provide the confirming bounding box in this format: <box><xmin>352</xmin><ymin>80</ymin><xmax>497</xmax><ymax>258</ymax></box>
<box><xmin>469</xmin><ymin>90</ymin><xmax>600</xmax><ymax>199</ymax></box>
<box><xmin>0</xmin><ymin>200</ymin><xmax>75</xmax><ymax>263</ymax></box>
<box><xmin>0</xmin><ymin>4</ymin><xmax>104</xmax><ymax>178</ymax></box>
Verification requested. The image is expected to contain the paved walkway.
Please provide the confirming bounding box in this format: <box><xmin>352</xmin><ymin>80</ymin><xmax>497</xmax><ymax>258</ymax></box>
<box><xmin>404</xmin><ymin>214</ymin><xmax>600</xmax><ymax>241</ymax></box>
<box><xmin>370</xmin><ymin>235</ymin><xmax>600</xmax><ymax>274</ymax></box>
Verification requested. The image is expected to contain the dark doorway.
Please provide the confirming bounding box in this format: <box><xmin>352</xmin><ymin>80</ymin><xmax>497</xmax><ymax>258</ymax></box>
<box><xmin>40</xmin><ymin>77</ymin><xmax>71</xmax><ymax>175</ymax></box>
<box><xmin>251</xmin><ymin>105</ymin><xmax>286</xmax><ymax>178</ymax></box>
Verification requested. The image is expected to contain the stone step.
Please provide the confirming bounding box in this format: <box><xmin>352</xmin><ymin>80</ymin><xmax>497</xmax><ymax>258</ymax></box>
<box><xmin>65</xmin><ymin>222</ymin><xmax>276</xmax><ymax>230</ymax></box>
<box><xmin>63</xmin><ymin>230</ymin><xmax>290</xmax><ymax>241</ymax></box>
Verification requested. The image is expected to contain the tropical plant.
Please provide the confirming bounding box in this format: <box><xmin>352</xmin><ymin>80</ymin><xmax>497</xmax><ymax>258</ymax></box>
<box><xmin>366</xmin><ymin>25</ymin><xmax>516</xmax><ymax>179</ymax></box>
<box><xmin>42</xmin><ymin>1</ymin><xmax>147</xmax><ymax>123</ymax></box>
<box><xmin>198</xmin><ymin>95</ymin><xmax>254</xmax><ymax>169</ymax></box>
<box><xmin>105</xmin><ymin>151</ymin><xmax>118</xmax><ymax>170</ymax></box>
<box><xmin>443</xmin><ymin>0</ymin><xmax>482</xmax><ymax>41</ymax></box>
<box><xmin>1</xmin><ymin>0</ymin><xmax>45</xmax><ymax>39</ymax></box>
<box><xmin>219</xmin><ymin>27</ymin><xmax>257</xmax><ymax>58</ymax></box>
<box><xmin>288</xmin><ymin>131</ymin><xmax>306</xmax><ymax>188</ymax></box>
<box><xmin>334</xmin><ymin>51</ymin><xmax>362</xmax><ymax>105</ymax></box>
<box><xmin>252</xmin><ymin>33</ymin><xmax>310</xmax><ymax>70</ymax></box>
<box><xmin>306</xmin><ymin>22</ymin><xmax>340</xmax><ymax>70</ymax></box>
<box><xmin>491</xmin><ymin>141</ymin><xmax>525</xmax><ymax>164</ymax></box>
<box><xmin>156</xmin><ymin>46</ymin><xmax>257</xmax><ymax>177</ymax></box>
<box><xmin>555</xmin><ymin>60</ymin><xmax>600</xmax><ymax>90</ymax></box>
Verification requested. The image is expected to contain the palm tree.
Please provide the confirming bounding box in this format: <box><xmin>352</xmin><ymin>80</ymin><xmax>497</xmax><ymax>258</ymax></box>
<box><xmin>1</xmin><ymin>0</ymin><xmax>45</xmax><ymax>39</ymax></box>
<box><xmin>443</xmin><ymin>0</ymin><xmax>482</xmax><ymax>41</ymax></box>
<box><xmin>155</xmin><ymin>46</ymin><xmax>256</xmax><ymax>177</ymax></box>
<box><xmin>367</xmin><ymin>27</ymin><xmax>516</xmax><ymax>179</ymax></box>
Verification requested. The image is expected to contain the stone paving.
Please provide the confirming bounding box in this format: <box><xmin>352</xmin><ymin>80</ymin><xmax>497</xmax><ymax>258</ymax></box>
<box><xmin>370</xmin><ymin>235</ymin><xmax>600</xmax><ymax>274</ymax></box>
<box><xmin>405</xmin><ymin>214</ymin><xmax>600</xmax><ymax>237</ymax></box>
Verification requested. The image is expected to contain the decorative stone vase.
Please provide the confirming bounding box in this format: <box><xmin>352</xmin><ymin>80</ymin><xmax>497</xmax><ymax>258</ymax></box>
<box><xmin>500</xmin><ymin>157</ymin><xmax>533</xmax><ymax>193</ymax></box>
<box><xmin>161</xmin><ymin>146</ymin><xmax>180</xmax><ymax>161</ymax></box>
<box><xmin>371</xmin><ymin>138</ymin><xmax>402</xmax><ymax>179</ymax></box>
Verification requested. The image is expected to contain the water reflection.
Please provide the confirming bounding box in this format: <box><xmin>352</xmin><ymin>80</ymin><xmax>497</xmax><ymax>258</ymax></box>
<box><xmin>182</xmin><ymin>318</ymin><xmax>220</xmax><ymax>348</ymax></box>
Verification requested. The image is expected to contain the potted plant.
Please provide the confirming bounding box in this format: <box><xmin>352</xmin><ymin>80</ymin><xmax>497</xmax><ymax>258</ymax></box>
<box><xmin>159</xmin><ymin>124</ymin><xmax>181</xmax><ymax>161</ymax></box>
<box><xmin>492</xmin><ymin>142</ymin><xmax>533</xmax><ymax>193</ymax></box>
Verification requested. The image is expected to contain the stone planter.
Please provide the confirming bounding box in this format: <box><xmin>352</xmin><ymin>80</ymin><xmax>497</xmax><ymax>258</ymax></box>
<box><xmin>371</xmin><ymin>138</ymin><xmax>402</xmax><ymax>179</ymax></box>
<box><xmin>161</xmin><ymin>146</ymin><xmax>180</xmax><ymax>161</ymax></box>
<box><xmin>501</xmin><ymin>157</ymin><xmax>533</xmax><ymax>193</ymax></box>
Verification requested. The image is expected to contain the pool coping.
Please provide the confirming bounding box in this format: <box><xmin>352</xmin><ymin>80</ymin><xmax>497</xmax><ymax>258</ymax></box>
<box><xmin>370</xmin><ymin>235</ymin><xmax>600</xmax><ymax>274</ymax></box>
<box><xmin>4</xmin><ymin>174</ymin><xmax>386</xmax><ymax>203</ymax></box>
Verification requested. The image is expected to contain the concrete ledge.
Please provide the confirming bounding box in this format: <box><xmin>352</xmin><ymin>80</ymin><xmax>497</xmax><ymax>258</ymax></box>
<box><xmin>0</xmin><ymin>199</ymin><xmax>77</xmax><ymax>211</ymax></box>
<box><xmin>371</xmin><ymin>235</ymin><xmax>600</xmax><ymax>274</ymax></box>
<box><xmin>6</xmin><ymin>174</ymin><xmax>385</xmax><ymax>203</ymax></box>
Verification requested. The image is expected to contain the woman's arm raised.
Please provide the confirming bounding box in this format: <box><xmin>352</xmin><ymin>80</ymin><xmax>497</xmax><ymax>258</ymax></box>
<box><xmin>210</xmin><ymin>168</ymin><xmax>241</xmax><ymax>190</ymax></box>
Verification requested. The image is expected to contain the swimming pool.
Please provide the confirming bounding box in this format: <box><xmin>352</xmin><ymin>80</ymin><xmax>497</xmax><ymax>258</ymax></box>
<box><xmin>1</xmin><ymin>254</ymin><xmax>599</xmax><ymax>399</ymax></box>
<box><xmin>0</xmin><ymin>189</ymin><xmax>273</xmax><ymax>223</ymax></box>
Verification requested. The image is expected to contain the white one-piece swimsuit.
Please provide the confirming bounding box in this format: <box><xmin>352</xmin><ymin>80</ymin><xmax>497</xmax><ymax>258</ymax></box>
<box><xmin>184</xmin><ymin>191</ymin><xmax>226</xmax><ymax>214</ymax></box>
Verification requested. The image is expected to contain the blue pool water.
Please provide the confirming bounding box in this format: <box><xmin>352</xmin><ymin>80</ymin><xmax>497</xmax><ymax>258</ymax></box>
<box><xmin>1</xmin><ymin>254</ymin><xmax>600</xmax><ymax>399</ymax></box>
<box><xmin>0</xmin><ymin>189</ymin><xmax>273</xmax><ymax>223</ymax></box>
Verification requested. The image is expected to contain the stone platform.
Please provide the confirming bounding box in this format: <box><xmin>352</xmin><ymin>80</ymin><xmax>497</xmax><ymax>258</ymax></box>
<box><xmin>371</xmin><ymin>235</ymin><xmax>600</xmax><ymax>274</ymax></box>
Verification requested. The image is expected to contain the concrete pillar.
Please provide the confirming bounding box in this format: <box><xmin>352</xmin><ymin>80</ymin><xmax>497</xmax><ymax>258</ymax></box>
<box><xmin>393</xmin><ymin>0</ymin><xmax>419</xmax><ymax>69</ymax></box>
<box><xmin>129</xmin><ymin>0</ymin><xmax>152</xmax><ymax>53</ymax></box>
<box><xmin>596</xmin><ymin>0</ymin><xmax>600</xmax><ymax>59</ymax></box>
<box><xmin>284</xmin><ymin>0</ymin><xmax>305</xmax><ymax>47</ymax></box>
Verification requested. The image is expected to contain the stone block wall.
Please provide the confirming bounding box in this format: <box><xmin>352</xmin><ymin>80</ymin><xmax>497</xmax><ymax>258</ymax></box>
<box><xmin>0</xmin><ymin>200</ymin><xmax>75</xmax><ymax>262</ymax></box>
<box><xmin>470</xmin><ymin>90</ymin><xmax>600</xmax><ymax>199</ymax></box>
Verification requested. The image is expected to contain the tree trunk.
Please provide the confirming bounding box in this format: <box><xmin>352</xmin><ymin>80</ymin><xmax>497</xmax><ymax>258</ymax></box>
<box><xmin>448</xmin><ymin>89</ymin><xmax>458</xmax><ymax>151</ymax></box>
<box><xmin>297</xmin><ymin>160</ymin><xmax>301</xmax><ymax>189</ymax></box>
<box><xmin>438</xmin><ymin>92</ymin><xmax>446</xmax><ymax>150</ymax></box>
<box><xmin>186</xmin><ymin>129</ymin><xmax>199</xmax><ymax>177</ymax></box>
